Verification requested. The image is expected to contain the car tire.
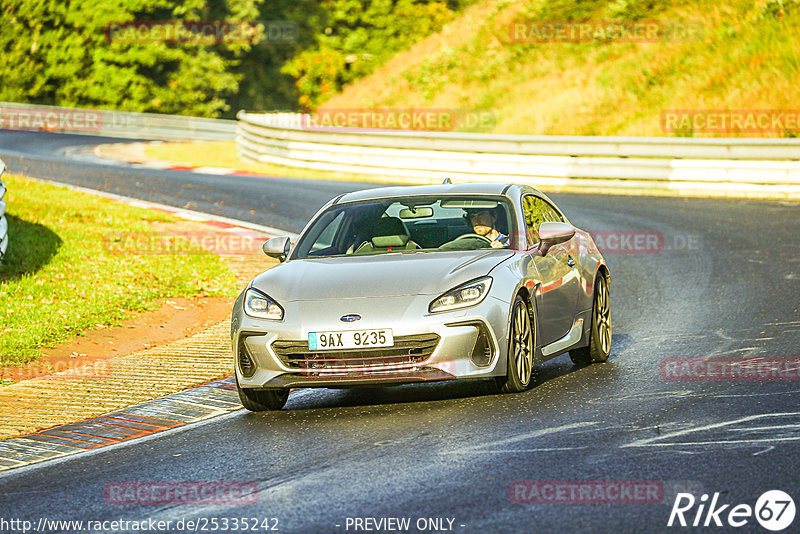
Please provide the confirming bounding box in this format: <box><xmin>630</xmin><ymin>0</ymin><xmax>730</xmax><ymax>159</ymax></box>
<box><xmin>495</xmin><ymin>295</ymin><xmax>535</xmax><ymax>393</ymax></box>
<box><xmin>570</xmin><ymin>273</ymin><xmax>612</xmax><ymax>366</ymax></box>
<box><xmin>237</xmin><ymin>378</ymin><xmax>289</xmax><ymax>411</ymax></box>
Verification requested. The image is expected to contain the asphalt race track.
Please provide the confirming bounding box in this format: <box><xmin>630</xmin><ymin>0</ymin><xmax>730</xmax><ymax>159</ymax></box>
<box><xmin>1</xmin><ymin>131</ymin><xmax>799</xmax><ymax>533</ymax></box>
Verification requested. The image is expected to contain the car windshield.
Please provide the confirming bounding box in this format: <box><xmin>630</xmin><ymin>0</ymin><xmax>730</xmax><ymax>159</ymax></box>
<box><xmin>292</xmin><ymin>195</ymin><xmax>516</xmax><ymax>259</ymax></box>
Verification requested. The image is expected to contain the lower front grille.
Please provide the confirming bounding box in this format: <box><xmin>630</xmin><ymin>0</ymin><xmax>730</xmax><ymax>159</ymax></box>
<box><xmin>271</xmin><ymin>333</ymin><xmax>440</xmax><ymax>373</ymax></box>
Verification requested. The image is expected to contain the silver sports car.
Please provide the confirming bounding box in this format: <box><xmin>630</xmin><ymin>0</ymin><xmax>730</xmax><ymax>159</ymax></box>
<box><xmin>231</xmin><ymin>183</ymin><xmax>611</xmax><ymax>410</ymax></box>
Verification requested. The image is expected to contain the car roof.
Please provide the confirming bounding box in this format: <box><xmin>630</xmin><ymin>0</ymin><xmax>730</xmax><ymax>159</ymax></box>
<box><xmin>334</xmin><ymin>183</ymin><xmax>540</xmax><ymax>204</ymax></box>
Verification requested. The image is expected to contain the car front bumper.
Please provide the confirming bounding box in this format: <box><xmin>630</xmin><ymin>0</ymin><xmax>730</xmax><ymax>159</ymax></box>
<box><xmin>232</xmin><ymin>293</ymin><xmax>511</xmax><ymax>389</ymax></box>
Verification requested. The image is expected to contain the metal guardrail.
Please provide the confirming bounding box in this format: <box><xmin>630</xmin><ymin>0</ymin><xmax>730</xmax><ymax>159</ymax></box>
<box><xmin>0</xmin><ymin>102</ymin><xmax>236</xmax><ymax>141</ymax></box>
<box><xmin>0</xmin><ymin>158</ymin><xmax>7</xmax><ymax>261</ymax></box>
<box><xmin>236</xmin><ymin>112</ymin><xmax>800</xmax><ymax>198</ymax></box>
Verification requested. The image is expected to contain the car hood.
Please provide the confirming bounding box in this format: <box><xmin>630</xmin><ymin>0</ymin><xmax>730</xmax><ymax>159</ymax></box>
<box><xmin>250</xmin><ymin>250</ymin><xmax>515</xmax><ymax>301</ymax></box>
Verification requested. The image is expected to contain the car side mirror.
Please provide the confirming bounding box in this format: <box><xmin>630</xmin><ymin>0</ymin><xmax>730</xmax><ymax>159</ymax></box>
<box><xmin>262</xmin><ymin>236</ymin><xmax>291</xmax><ymax>262</ymax></box>
<box><xmin>538</xmin><ymin>222</ymin><xmax>575</xmax><ymax>256</ymax></box>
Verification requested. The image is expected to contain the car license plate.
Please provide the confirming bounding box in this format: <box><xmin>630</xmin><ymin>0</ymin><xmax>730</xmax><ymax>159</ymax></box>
<box><xmin>308</xmin><ymin>329</ymin><xmax>394</xmax><ymax>350</ymax></box>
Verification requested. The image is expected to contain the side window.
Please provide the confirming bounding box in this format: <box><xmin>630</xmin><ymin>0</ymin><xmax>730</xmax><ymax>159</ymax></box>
<box><xmin>522</xmin><ymin>195</ymin><xmax>563</xmax><ymax>246</ymax></box>
<box><xmin>309</xmin><ymin>211</ymin><xmax>345</xmax><ymax>252</ymax></box>
<box><xmin>541</xmin><ymin>200</ymin><xmax>563</xmax><ymax>223</ymax></box>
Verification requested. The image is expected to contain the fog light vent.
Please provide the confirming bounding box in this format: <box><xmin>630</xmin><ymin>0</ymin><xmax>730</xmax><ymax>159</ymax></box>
<box><xmin>238</xmin><ymin>337</ymin><xmax>257</xmax><ymax>378</ymax></box>
<box><xmin>445</xmin><ymin>320</ymin><xmax>496</xmax><ymax>368</ymax></box>
<box><xmin>470</xmin><ymin>327</ymin><xmax>493</xmax><ymax>367</ymax></box>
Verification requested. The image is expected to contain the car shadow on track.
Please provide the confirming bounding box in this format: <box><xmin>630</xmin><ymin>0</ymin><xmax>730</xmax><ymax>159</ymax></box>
<box><xmin>280</xmin><ymin>335</ymin><xmax>628</xmax><ymax>411</ymax></box>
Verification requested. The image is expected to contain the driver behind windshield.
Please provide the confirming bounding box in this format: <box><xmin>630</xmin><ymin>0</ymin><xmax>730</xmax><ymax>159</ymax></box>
<box><xmin>464</xmin><ymin>207</ymin><xmax>508</xmax><ymax>248</ymax></box>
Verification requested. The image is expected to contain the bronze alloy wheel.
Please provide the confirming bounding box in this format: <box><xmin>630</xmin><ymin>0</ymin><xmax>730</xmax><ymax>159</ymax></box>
<box><xmin>497</xmin><ymin>295</ymin><xmax>534</xmax><ymax>393</ymax></box>
<box><xmin>570</xmin><ymin>274</ymin><xmax>612</xmax><ymax>365</ymax></box>
<box><xmin>595</xmin><ymin>275</ymin><xmax>612</xmax><ymax>356</ymax></box>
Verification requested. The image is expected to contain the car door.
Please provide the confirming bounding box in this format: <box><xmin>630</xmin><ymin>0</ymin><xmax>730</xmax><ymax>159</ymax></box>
<box><xmin>522</xmin><ymin>194</ymin><xmax>581</xmax><ymax>346</ymax></box>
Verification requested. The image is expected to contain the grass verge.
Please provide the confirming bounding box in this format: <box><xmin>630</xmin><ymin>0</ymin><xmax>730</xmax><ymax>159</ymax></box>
<box><xmin>323</xmin><ymin>0</ymin><xmax>800</xmax><ymax>137</ymax></box>
<box><xmin>0</xmin><ymin>174</ymin><xmax>237</xmax><ymax>367</ymax></box>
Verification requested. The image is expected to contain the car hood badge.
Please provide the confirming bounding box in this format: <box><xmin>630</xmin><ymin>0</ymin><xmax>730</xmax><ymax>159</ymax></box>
<box><xmin>340</xmin><ymin>314</ymin><xmax>361</xmax><ymax>322</ymax></box>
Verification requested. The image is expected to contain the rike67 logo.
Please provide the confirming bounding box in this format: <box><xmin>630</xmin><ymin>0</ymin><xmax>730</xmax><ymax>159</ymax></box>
<box><xmin>668</xmin><ymin>490</ymin><xmax>796</xmax><ymax>531</ymax></box>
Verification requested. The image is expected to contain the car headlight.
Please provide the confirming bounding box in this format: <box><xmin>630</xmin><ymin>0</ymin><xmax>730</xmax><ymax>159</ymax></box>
<box><xmin>429</xmin><ymin>277</ymin><xmax>492</xmax><ymax>313</ymax></box>
<box><xmin>244</xmin><ymin>288</ymin><xmax>283</xmax><ymax>320</ymax></box>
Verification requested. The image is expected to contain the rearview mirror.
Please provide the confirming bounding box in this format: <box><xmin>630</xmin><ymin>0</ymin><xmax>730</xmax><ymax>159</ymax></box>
<box><xmin>538</xmin><ymin>222</ymin><xmax>575</xmax><ymax>255</ymax></box>
<box><xmin>262</xmin><ymin>236</ymin><xmax>291</xmax><ymax>262</ymax></box>
<box><xmin>399</xmin><ymin>206</ymin><xmax>433</xmax><ymax>219</ymax></box>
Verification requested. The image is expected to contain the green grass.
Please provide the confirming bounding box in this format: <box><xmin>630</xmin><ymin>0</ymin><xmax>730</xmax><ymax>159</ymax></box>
<box><xmin>0</xmin><ymin>175</ymin><xmax>237</xmax><ymax>367</ymax></box>
<box><xmin>321</xmin><ymin>0</ymin><xmax>800</xmax><ymax>137</ymax></box>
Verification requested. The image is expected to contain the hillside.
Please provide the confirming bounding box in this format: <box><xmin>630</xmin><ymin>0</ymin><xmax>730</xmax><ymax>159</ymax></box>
<box><xmin>320</xmin><ymin>0</ymin><xmax>800</xmax><ymax>136</ymax></box>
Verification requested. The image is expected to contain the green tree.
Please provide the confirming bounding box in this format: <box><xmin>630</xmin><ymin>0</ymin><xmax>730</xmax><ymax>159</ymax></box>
<box><xmin>224</xmin><ymin>0</ymin><xmax>326</xmax><ymax>114</ymax></box>
<box><xmin>281</xmin><ymin>0</ymin><xmax>470</xmax><ymax>109</ymax></box>
<box><xmin>0</xmin><ymin>0</ymin><xmax>263</xmax><ymax>117</ymax></box>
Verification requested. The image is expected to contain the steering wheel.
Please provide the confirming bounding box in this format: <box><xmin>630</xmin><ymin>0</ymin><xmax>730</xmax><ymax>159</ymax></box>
<box><xmin>452</xmin><ymin>233</ymin><xmax>493</xmax><ymax>244</ymax></box>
